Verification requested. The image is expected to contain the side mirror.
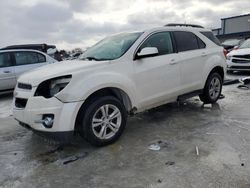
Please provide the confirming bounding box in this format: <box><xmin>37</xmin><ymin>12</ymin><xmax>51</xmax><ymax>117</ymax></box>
<box><xmin>136</xmin><ymin>47</ymin><xmax>159</xmax><ymax>59</ymax></box>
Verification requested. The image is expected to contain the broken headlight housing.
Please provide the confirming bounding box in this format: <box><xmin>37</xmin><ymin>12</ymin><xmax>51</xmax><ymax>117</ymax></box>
<box><xmin>226</xmin><ymin>55</ymin><xmax>232</xmax><ymax>60</ymax></box>
<box><xmin>34</xmin><ymin>75</ymin><xmax>72</xmax><ymax>98</ymax></box>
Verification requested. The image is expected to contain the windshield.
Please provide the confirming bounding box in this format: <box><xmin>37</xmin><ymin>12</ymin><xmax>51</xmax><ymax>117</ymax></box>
<box><xmin>222</xmin><ymin>39</ymin><xmax>240</xmax><ymax>46</ymax></box>
<box><xmin>79</xmin><ymin>32</ymin><xmax>142</xmax><ymax>61</ymax></box>
<box><xmin>239</xmin><ymin>39</ymin><xmax>250</xmax><ymax>49</ymax></box>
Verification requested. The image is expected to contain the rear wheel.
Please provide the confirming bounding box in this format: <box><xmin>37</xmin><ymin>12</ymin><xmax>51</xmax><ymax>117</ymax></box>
<box><xmin>79</xmin><ymin>96</ymin><xmax>127</xmax><ymax>146</ymax></box>
<box><xmin>199</xmin><ymin>72</ymin><xmax>222</xmax><ymax>104</ymax></box>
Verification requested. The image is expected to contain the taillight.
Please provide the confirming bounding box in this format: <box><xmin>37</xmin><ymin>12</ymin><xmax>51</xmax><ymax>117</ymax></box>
<box><xmin>223</xmin><ymin>49</ymin><xmax>227</xmax><ymax>58</ymax></box>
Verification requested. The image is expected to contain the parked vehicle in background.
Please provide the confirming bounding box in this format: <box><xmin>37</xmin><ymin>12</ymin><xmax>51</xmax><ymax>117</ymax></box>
<box><xmin>13</xmin><ymin>24</ymin><xmax>226</xmax><ymax>146</ymax></box>
<box><xmin>1</xmin><ymin>44</ymin><xmax>56</xmax><ymax>53</ymax></box>
<box><xmin>0</xmin><ymin>49</ymin><xmax>57</xmax><ymax>93</ymax></box>
<box><xmin>222</xmin><ymin>38</ymin><xmax>245</xmax><ymax>53</ymax></box>
<box><xmin>226</xmin><ymin>38</ymin><xmax>250</xmax><ymax>72</ymax></box>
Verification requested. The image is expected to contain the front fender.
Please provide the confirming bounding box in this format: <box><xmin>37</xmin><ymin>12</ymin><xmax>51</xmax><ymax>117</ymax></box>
<box><xmin>56</xmin><ymin>71</ymin><xmax>138</xmax><ymax>107</ymax></box>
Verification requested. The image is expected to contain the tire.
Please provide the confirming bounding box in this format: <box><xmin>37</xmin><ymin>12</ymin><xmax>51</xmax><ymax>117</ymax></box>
<box><xmin>199</xmin><ymin>72</ymin><xmax>222</xmax><ymax>104</ymax></box>
<box><xmin>79</xmin><ymin>96</ymin><xmax>127</xmax><ymax>146</ymax></box>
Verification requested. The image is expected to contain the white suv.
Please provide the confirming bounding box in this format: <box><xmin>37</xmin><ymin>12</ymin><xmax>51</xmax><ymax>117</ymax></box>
<box><xmin>13</xmin><ymin>24</ymin><xmax>226</xmax><ymax>146</ymax></box>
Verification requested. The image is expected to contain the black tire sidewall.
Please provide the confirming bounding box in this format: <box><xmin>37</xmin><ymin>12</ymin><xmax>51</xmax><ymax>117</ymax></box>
<box><xmin>80</xmin><ymin>96</ymin><xmax>127</xmax><ymax>146</ymax></box>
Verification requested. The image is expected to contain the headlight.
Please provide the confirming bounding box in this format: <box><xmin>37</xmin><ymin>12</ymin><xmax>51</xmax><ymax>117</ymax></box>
<box><xmin>35</xmin><ymin>75</ymin><xmax>72</xmax><ymax>98</ymax></box>
<box><xmin>226</xmin><ymin>55</ymin><xmax>232</xmax><ymax>60</ymax></box>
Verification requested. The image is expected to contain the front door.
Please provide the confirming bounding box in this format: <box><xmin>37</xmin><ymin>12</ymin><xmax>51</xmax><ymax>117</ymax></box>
<box><xmin>133</xmin><ymin>31</ymin><xmax>181</xmax><ymax>108</ymax></box>
<box><xmin>0</xmin><ymin>52</ymin><xmax>16</xmax><ymax>91</ymax></box>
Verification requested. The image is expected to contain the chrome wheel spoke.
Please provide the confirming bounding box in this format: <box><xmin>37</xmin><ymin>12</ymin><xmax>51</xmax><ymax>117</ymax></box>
<box><xmin>109</xmin><ymin>109</ymin><xmax>120</xmax><ymax>119</ymax></box>
<box><xmin>108</xmin><ymin>123</ymin><xmax>117</xmax><ymax>133</ymax></box>
<box><xmin>104</xmin><ymin>105</ymin><xmax>109</xmax><ymax>117</ymax></box>
<box><xmin>99</xmin><ymin>126</ymin><xmax>106</xmax><ymax>138</ymax></box>
<box><xmin>100</xmin><ymin>106</ymin><xmax>106</xmax><ymax>118</ymax></box>
<box><xmin>92</xmin><ymin>118</ymin><xmax>103</xmax><ymax>127</ymax></box>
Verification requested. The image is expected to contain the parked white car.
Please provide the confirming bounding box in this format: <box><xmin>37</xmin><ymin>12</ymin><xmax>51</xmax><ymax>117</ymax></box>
<box><xmin>13</xmin><ymin>24</ymin><xmax>226</xmax><ymax>146</ymax></box>
<box><xmin>0</xmin><ymin>49</ymin><xmax>56</xmax><ymax>93</ymax></box>
<box><xmin>226</xmin><ymin>39</ymin><xmax>250</xmax><ymax>72</ymax></box>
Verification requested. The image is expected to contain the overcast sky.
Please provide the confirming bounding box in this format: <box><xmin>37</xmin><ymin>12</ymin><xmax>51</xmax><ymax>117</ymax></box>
<box><xmin>0</xmin><ymin>0</ymin><xmax>250</xmax><ymax>50</ymax></box>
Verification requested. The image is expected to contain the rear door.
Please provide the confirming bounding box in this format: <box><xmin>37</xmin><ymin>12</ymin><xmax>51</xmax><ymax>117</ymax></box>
<box><xmin>13</xmin><ymin>51</ymin><xmax>48</xmax><ymax>79</ymax></box>
<box><xmin>0</xmin><ymin>52</ymin><xmax>16</xmax><ymax>91</ymax></box>
<box><xmin>173</xmin><ymin>31</ymin><xmax>207</xmax><ymax>93</ymax></box>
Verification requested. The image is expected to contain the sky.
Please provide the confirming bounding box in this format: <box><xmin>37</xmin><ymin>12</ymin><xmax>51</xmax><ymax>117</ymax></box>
<box><xmin>0</xmin><ymin>0</ymin><xmax>250</xmax><ymax>50</ymax></box>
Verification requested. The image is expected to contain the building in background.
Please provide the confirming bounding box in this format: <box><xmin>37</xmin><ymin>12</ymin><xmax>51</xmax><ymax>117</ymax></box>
<box><xmin>212</xmin><ymin>14</ymin><xmax>250</xmax><ymax>42</ymax></box>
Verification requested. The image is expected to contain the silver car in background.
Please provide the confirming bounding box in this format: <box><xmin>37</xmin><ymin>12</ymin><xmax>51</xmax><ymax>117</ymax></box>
<box><xmin>0</xmin><ymin>49</ymin><xmax>57</xmax><ymax>93</ymax></box>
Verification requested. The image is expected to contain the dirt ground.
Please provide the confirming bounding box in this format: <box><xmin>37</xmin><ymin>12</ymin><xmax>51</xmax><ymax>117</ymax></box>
<box><xmin>1</xmin><ymin>73</ymin><xmax>250</xmax><ymax>188</ymax></box>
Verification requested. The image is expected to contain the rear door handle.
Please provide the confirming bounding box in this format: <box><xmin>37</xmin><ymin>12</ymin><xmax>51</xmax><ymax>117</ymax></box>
<box><xmin>201</xmin><ymin>53</ymin><xmax>207</xmax><ymax>57</ymax></box>
<box><xmin>169</xmin><ymin>59</ymin><xmax>178</xmax><ymax>65</ymax></box>
<box><xmin>3</xmin><ymin>70</ymin><xmax>11</xmax><ymax>73</ymax></box>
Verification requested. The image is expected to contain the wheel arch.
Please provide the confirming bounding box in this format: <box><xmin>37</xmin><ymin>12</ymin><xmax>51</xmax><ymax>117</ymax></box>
<box><xmin>203</xmin><ymin>65</ymin><xmax>225</xmax><ymax>88</ymax></box>
<box><xmin>74</xmin><ymin>87</ymin><xmax>134</xmax><ymax>132</ymax></box>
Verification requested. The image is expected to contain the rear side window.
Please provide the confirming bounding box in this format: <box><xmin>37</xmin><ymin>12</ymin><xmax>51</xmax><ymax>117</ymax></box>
<box><xmin>14</xmin><ymin>52</ymin><xmax>46</xmax><ymax>66</ymax></box>
<box><xmin>0</xmin><ymin>53</ymin><xmax>12</xmax><ymax>68</ymax></box>
<box><xmin>173</xmin><ymin>31</ymin><xmax>199</xmax><ymax>52</ymax></box>
<box><xmin>140</xmin><ymin>32</ymin><xmax>174</xmax><ymax>56</ymax></box>
<box><xmin>200</xmin><ymin>31</ymin><xmax>221</xmax><ymax>46</ymax></box>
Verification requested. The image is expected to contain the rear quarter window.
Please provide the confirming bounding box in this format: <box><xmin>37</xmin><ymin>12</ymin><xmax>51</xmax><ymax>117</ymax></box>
<box><xmin>200</xmin><ymin>31</ymin><xmax>221</xmax><ymax>46</ymax></box>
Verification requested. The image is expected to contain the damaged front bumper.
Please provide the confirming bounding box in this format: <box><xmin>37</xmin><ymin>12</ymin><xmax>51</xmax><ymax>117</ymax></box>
<box><xmin>12</xmin><ymin>85</ymin><xmax>83</xmax><ymax>142</ymax></box>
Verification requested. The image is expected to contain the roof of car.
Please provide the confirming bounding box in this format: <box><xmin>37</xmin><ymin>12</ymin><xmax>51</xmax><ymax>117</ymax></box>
<box><xmin>145</xmin><ymin>25</ymin><xmax>211</xmax><ymax>33</ymax></box>
<box><xmin>0</xmin><ymin>49</ymin><xmax>48</xmax><ymax>54</ymax></box>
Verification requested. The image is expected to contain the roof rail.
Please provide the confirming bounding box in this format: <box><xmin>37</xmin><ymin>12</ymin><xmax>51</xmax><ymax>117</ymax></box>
<box><xmin>165</xmin><ymin>23</ymin><xmax>204</xmax><ymax>28</ymax></box>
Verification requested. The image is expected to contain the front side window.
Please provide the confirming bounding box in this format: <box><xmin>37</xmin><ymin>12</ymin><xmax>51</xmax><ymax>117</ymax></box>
<box><xmin>0</xmin><ymin>53</ymin><xmax>12</xmax><ymax>68</ymax></box>
<box><xmin>14</xmin><ymin>51</ymin><xmax>45</xmax><ymax>65</ymax></box>
<box><xmin>79</xmin><ymin>32</ymin><xmax>142</xmax><ymax>61</ymax></box>
<box><xmin>139</xmin><ymin>32</ymin><xmax>173</xmax><ymax>56</ymax></box>
<box><xmin>174</xmin><ymin>31</ymin><xmax>199</xmax><ymax>52</ymax></box>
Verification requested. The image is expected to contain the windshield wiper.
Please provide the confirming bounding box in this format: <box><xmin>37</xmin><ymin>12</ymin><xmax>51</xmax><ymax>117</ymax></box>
<box><xmin>85</xmin><ymin>56</ymin><xmax>100</xmax><ymax>61</ymax></box>
<box><xmin>81</xmin><ymin>56</ymin><xmax>110</xmax><ymax>61</ymax></box>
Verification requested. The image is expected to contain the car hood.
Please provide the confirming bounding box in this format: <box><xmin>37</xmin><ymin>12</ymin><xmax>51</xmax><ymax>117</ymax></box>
<box><xmin>18</xmin><ymin>60</ymin><xmax>109</xmax><ymax>86</ymax></box>
<box><xmin>228</xmin><ymin>48</ymin><xmax>250</xmax><ymax>56</ymax></box>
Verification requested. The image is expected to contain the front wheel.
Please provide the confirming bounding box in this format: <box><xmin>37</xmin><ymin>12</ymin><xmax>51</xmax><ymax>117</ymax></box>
<box><xmin>79</xmin><ymin>96</ymin><xmax>127</xmax><ymax>146</ymax></box>
<box><xmin>199</xmin><ymin>72</ymin><xmax>222</xmax><ymax>104</ymax></box>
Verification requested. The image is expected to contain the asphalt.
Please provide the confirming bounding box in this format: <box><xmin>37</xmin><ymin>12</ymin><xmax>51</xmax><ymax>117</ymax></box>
<box><xmin>1</xmin><ymin>72</ymin><xmax>250</xmax><ymax>188</ymax></box>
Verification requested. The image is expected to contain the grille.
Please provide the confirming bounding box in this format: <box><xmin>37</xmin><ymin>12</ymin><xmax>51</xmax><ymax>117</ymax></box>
<box><xmin>230</xmin><ymin>66</ymin><xmax>250</xmax><ymax>70</ymax></box>
<box><xmin>15</xmin><ymin>98</ymin><xmax>28</xmax><ymax>108</ymax></box>
<box><xmin>18</xmin><ymin>83</ymin><xmax>32</xmax><ymax>90</ymax></box>
<box><xmin>233</xmin><ymin>55</ymin><xmax>250</xmax><ymax>59</ymax></box>
<box><xmin>232</xmin><ymin>59</ymin><xmax>250</xmax><ymax>64</ymax></box>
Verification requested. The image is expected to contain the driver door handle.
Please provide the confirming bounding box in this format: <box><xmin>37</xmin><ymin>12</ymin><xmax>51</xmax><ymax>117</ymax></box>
<box><xmin>201</xmin><ymin>52</ymin><xmax>207</xmax><ymax>57</ymax></box>
<box><xmin>3</xmin><ymin>70</ymin><xmax>11</xmax><ymax>73</ymax></box>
